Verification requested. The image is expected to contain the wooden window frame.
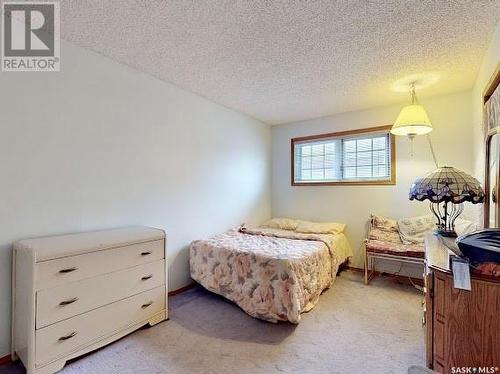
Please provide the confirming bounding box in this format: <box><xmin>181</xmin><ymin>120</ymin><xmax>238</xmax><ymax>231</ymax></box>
<box><xmin>291</xmin><ymin>124</ymin><xmax>396</xmax><ymax>186</ymax></box>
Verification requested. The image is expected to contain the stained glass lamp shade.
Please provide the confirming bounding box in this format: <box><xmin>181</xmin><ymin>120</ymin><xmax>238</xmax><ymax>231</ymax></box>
<box><xmin>409</xmin><ymin>166</ymin><xmax>485</xmax><ymax>237</ymax></box>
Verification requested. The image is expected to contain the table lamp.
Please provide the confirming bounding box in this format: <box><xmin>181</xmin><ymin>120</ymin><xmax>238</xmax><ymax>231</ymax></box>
<box><xmin>409</xmin><ymin>166</ymin><xmax>485</xmax><ymax>237</ymax></box>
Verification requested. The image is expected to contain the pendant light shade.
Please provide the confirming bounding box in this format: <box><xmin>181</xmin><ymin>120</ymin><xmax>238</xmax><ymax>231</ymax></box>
<box><xmin>391</xmin><ymin>104</ymin><xmax>433</xmax><ymax>137</ymax></box>
<box><xmin>391</xmin><ymin>84</ymin><xmax>433</xmax><ymax>138</ymax></box>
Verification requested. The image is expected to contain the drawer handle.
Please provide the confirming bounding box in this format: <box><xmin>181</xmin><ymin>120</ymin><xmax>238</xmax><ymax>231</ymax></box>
<box><xmin>59</xmin><ymin>267</ymin><xmax>78</xmax><ymax>274</ymax></box>
<box><xmin>141</xmin><ymin>301</ymin><xmax>153</xmax><ymax>309</ymax></box>
<box><xmin>59</xmin><ymin>297</ymin><xmax>79</xmax><ymax>306</ymax></box>
<box><xmin>141</xmin><ymin>274</ymin><xmax>153</xmax><ymax>281</ymax></box>
<box><xmin>58</xmin><ymin>331</ymin><xmax>77</xmax><ymax>341</ymax></box>
<box><xmin>141</xmin><ymin>251</ymin><xmax>152</xmax><ymax>256</ymax></box>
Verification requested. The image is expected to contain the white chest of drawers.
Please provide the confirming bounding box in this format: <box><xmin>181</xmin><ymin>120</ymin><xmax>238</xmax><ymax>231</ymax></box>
<box><xmin>11</xmin><ymin>226</ymin><xmax>167</xmax><ymax>374</ymax></box>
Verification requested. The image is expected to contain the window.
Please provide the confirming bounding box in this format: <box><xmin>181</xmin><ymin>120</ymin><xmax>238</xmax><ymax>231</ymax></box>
<box><xmin>291</xmin><ymin>125</ymin><xmax>395</xmax><ymax>185</ymax></box>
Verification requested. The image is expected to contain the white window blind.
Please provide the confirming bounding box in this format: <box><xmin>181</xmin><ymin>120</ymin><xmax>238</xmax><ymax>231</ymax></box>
<box><xmin>293</xmin><ymin>130</ymin><xmax>393</xmax><ymax>184</ymax></box>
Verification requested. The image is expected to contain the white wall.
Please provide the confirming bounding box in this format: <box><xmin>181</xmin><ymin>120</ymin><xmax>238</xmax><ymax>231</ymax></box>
<box><xmin>0</xmin><ymin>42</ymin><xmax>271</xmax><ymax>356</ymax></box>
<box><xmin>271</xmin><ymin>91</ymin><xmax>475</xmax><ymax>270</ymax></box>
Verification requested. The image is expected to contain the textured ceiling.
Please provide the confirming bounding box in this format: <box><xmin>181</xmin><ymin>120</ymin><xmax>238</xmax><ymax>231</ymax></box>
<box><xmin>59</xmin><ymin>0</ymin><xmax>499</xmax><ymax>124</ymax></box>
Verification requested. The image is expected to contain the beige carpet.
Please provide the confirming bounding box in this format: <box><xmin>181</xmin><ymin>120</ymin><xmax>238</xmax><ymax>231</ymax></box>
<box><xmin>2</xmin><ymin>271</ymin><xmax>425</xmax><ymax>374</ymax></box>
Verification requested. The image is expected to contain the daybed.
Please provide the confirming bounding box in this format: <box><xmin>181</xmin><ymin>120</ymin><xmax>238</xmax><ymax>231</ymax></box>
<box><xmin>364</xmin><ymin>214</ymin><xmax>477</xmax><ymax>285</ymax></box>
<box><xmin>364</xmin><ymin>214</ymin><xmax>426</xmax><ymax>285</ymax></box>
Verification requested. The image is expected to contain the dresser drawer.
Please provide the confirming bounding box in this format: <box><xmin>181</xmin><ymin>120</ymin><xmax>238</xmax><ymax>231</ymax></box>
<box><xmin>36</xmin><ymin>240</ymin><xmax>164</xmax><ymax>290</ymax></box>
<box><xmin>36</xmin><ymin>260</ymin><xmax>165</xmax><ymax>328</ymax></box>
<box><xmin>35</xmin><ymin>285</ymin><xmax>165</xmax><ymax>367</ymax></box>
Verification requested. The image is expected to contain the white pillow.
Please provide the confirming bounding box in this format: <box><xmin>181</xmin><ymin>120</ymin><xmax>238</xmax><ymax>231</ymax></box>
<box><xmin>398</xmin><ymin>215</ymin><xmax>435</xmax><ymax>245</ymax></box>
<box><xmin>295</xmin><ymin>220</ymin><xmax>346</xmax><ymax>235</ymax></box>
<box><xmin>455</xmin><ymin>218</ymin><xmax>479</xmax><ymax>237</ymax></box>
<box><xmin>261</xmin><ymin>218</ymin><xmax>300</xmax><ymax>231</ymax></box>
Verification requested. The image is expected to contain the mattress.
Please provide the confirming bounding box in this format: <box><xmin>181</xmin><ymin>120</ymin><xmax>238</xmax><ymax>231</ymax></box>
<box><xmin>189</xmin><ymin>226</ymin><xmax>353</xmax><ymax>323</ymax></box>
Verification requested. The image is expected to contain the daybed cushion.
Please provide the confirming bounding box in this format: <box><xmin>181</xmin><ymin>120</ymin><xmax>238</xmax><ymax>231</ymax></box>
<box><xmin>367</xmin><ymin>215</ymin><xmax>425</xmax><ymax>258</ymax></box>
<box><xmin>365</xmin><ymin>237</ymin><xmax>425</xmax><ymax>258</ymax></box>
<box><xmin>190</xmin><ymin>227</ymin><xmax>353</xmax><ymax>324</ymax></box>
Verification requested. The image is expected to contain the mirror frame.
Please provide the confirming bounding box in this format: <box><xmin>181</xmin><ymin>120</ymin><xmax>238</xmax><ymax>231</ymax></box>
<box><xmin>484</xmin><ymin>127</ymin><xmax>500</xmax><ymax>227</ymax></box>
<box><xmin>483</xmin><ymin>65</ymin><xmax>500</xmax><ymax>228</ymax></box>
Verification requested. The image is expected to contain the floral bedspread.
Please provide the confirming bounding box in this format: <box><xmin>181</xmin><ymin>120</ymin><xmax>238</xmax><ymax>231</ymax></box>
<box><xmin>189</xmin><ymin>227</ymin><xmax>352</xmax><ymax>323</ymax></box>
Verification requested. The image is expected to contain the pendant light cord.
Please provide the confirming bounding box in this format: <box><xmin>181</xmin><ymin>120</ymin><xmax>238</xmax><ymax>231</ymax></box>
<box><xmin>410</xmin><ymin>83</ymin><xmax>416</xmax><ymax>105</ymax></box>
<box><xmin>410</xmin><ymin>82</ymin><xmax>438</xmax><ymax>168</ymax></box>
<box><xmin>427</xmin><ymin>134</ymin><xmax>439</xmax><ymax>168</ymax></box>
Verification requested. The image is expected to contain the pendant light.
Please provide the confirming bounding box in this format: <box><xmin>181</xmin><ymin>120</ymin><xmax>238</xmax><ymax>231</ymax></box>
<box><xmin>391</xmin><ymin>83</ymin><xmax>433</xmax><ymax>139</ymax></box>
<box><xmin>391</xmin><ymin>83</ymin><xmax>438</xmax><ymax>168</ymax></box>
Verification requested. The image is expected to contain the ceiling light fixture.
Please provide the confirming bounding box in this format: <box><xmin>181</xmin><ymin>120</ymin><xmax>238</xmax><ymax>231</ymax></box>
<box><xmin>391</xmin><ymin>83</ymin><xmax>433</xmax><ymax>139</ymax></box>
<box><xmin>391</xmin><ymin>82</ymin><xmax>438</xmax><ymax>168</ymax></box>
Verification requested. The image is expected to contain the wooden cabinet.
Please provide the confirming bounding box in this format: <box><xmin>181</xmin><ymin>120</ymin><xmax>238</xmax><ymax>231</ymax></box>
<box><xmin>12</xmin><ymin>226</ymin><xmax>167</xmax><ymax>374</ymax></box>
<box><xmin>424</xmin><ymin>234</ymin><xmax>500</xmax><ymax>372</ymax></box>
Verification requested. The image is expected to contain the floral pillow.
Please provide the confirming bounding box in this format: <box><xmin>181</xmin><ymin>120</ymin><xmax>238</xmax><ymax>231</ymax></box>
<box><xmin>398</xmin><ymin>215</ymin><xmax>435</xmax><ymax>244</ymax></box>
<box><xmin>368</xmin><ymin>228</ymin><xmax>402</xmax><ymax>244</ymax></box>
<box><xmin>371</xmin><ymin>214</ymin><xmax>399</xmax><ymax>232</ymax></box>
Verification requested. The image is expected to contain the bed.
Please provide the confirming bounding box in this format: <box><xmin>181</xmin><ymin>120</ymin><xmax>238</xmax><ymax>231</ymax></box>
<box><xmin>189</xmin><ymin>221</ymin><xmax>353</xmax><ymax>323</ymax></box>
